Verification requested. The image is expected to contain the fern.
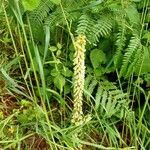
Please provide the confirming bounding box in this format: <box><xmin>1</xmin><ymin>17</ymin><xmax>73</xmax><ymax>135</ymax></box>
<box><xmin>119</xmin><ymin>36</ymin><xmax>141</xmax><ymax>77</ymax></box>
<box><xmin>44</xmin><ymin>10</ymin><xmax>63</xmax><ymax>28</ymax></box>
<box><xmin>28</xmin><ymin>0</ymin><xmax>54</xmax><ymax>24</ymax></box>
<box><xmin>76</xmin><ymin>14</ymin><xmax>93</xmax><ymax>37</ymax></box>
<box><xmin>86</xmin><ymin>79</ymin><xmax>98</xmax><ymax>100</ymax></box>
<box><xmin>126</xmin><ymin>46</ymin><xmax>143</xmax><ymax>77</ymax></box>
<box><xmin>125</xmin><ymin>4</ymin><xmax>141</xmax><ymax>31</ymax></box>
<box><xmin>85</xmin><ymin>76</ymin><xmax>130</xmax><ymax>119</ymax></box>
<box><xmin>44</xmin><ymin>0</ymin><xmax>91</xmax><ymax>32</ymax></box>
<box><xmin>26</xmin><ymin>0</ymin><xmax>142</xmax><ymax>78</ymax></box>
<box><xmin>76</xmin><ymin>14</ymin><xmax>113</xmax><ymax>45</ymax></box>
<box><xmin>96</xmin><ymin>18</ymin><xmax>112</xmax><ymax>36</ymax></box>
<box><xmin>114</xmin><ymin>23</ymin><xmax>127</xmax><ymax>68</ymax></box>
<box><xmin>44</xmin><ymin>7</ymin><xmax>79</xmax><ymax>31</ymax></box>
<box><xmin>27</xmin><ymin>0</ymin><xmax>54</xmax><ymax>40</ymax></box>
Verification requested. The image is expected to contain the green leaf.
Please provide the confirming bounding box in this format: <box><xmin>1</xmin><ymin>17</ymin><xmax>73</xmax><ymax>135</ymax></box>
<box><xmin>30</xmin><ymin>57</ymin><xmax>39</xmax><ymax>71</ymax></box>
<box><xmin>49</xmin><ymin>0</ymin><xmax>61</xmax><ymax>5</ymax></box>
<box><xmin>54</xmin><ymin>75</ymin><xmax>65</xmax><ymax>92</ymax></box>
<box><xmin>141</xmin><ymin>47</ymin><xmax>150</xmax><ymax>73</ymax></box>
<box><xmin>22</xmin><ymin>0</ymin><xmax>41</xmax><ymax>11</ymax></box>
<box><xmin>90</xmin><ymin>49</ymin><xmax>106</xmax><ymax>68</ymax></box>
<box><xmin>94</xmin><ymin>68</ymin><xmax>103</xmax><ymax>77</ymax></box>
<box><xmin>125</xmin><ymin>5</ymin><xmax>140</xmax><ymax>26</ymax></box>
<box><xmin>146</xmin><ymin>11</ymin><xmax>150</xmax><ymax>22</ymax></box>
<box><xmin>62</xmin><ymin>67</ymin><xmax>73</xmax><ymax>77</ymax></box>
<box><xmin>57</xmin><ymin>43</ymin><xmax>62</xmax><ymax>50</ymax></box>
<box><xmin>51</xmin><ymin>69</ymin><xmax>60</xmax><ymax>76</ymax></box>
<box><xmin>143</xmin><ymin>32</ymin><xmax>150</xmax><ymax>43</ymax></box>
<box><xmin>64</xmin><ymin>84</ymin><xmax>71</xmax><ymax>94</ymax></box>
<box><xmin>49</xmin><ymin>46</ymin><xmax>57</xmax><ymax>52</ymax></box>
<box><xmin>131</xmin><ymin>0</ymin><xmax>141</xmax><ymax>2</ymax></box>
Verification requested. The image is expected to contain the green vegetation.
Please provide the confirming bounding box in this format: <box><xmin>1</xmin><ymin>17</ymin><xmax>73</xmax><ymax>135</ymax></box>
<box><xmin>0</xmin><ymin>0</ymin><xmax>150</xmax><ymax>149</ymax></box>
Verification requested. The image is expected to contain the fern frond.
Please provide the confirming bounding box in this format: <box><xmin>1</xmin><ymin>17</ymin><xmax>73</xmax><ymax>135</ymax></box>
<box><xmin>44</xmin><ymin>8</ymin><xmax>79</xmax><ymax>30</ymax></box>
<box><xmin>114</xmin><ymin>23</ymin><xmax>127</xmax><ymax>68</ymax></box>
<box><xmin>44</xmin><ymin>10</ymin><xmax>63</xmax><ymax>28</ymax></box>
<box><xmin>28</xmin><ymin>0</ymin><xmax>54</xmax><ymax>40</ymax></box>
<box><xmin>99</xmin><ymin>82</ymin><xmax>129</xmax><ymax>118</ymax></box>
<box><xmin>84</xmin><ymin>74</ymin><xmax>93</xmax><ymax>90</ymax></box>
<box><xmin>89</xmin><ymin>18</ymin><xmax>112</xmax><ymax>44</ymax></box>
<box><xmin>125</xmin><ymin>46</ymin><xmax>143</xmax><ymax>77</ymax></box>
<box><xmin>119</xmin><ymin>36</ymin><xmax>140</xmax><ymax>77</ymax></box>
<box><xmin>95</xmin><ymin>85</ymin><xmax>103</xmax><ymax>110</ymax></box>
<box><xmin>96</xmin><ymin>18</ymin><xmax>112</xmax><ymax>36</ymax></box>
<box><xmin>86</xmin><ymin>79</ymin><xmax>98</xmax><ymax>99</ymax></box>
<box><xmin>125</xmin><ymin>4</ymin><xmax>141</xmax><ymax>30</ymax></box>
<box><xmin>76</xmin><ymin>14</ymin><xmax>112</xmax><ymax>45</ymax></box>
<box><xmin>76</xmin><ymin>14</ymin><xmax>93</xmax><ymax>36</ymax></box>
<box><xmin>45</xmin><ymin>0</ymin><xmax>90</xmax><ymax>29</ymax></box>
<box><xmin>135</xmin><ymin>47</ymin><xmax>144</xmax><ymax>74</ymax></box>
<box><xmin>84</xmin><ymin>77</ymin><xmax>130</xmax><ymax>119</ymax></box>
<box><xmin>28</xmin><ymin>0</ymin><xmax>54</xmax><ymax>25</ymax></box>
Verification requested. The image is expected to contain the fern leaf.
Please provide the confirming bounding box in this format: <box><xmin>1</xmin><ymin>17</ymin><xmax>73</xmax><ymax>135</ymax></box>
<box><xmin>86</xmin><ymin>79</ymin><xmax>98</xmax><ymax>100</ymax></box>
<box><xmin>76</xmin><ymin>14</ymin><xmax>112</xmax><ymax>45</ymax></box>
<box><xmin>114</xmin><ymin>24</ymin><xmax>126</xmax><ymax>68</ymax></box>
<box><xmin>76</xmin><ymin>14</ymin><xmax>93</xmax><ymax>36</ymax></box>
<box><xmin>29</xmin><ymin>0</ymin><xmax>53</xmax><ymax>24</ymax></box>
<box><xmin>84</xmin><ymin>75</ymin><xmax>93</xmax><ymax>90</ymax></box>
<box><xmin>105</xmin><ymin>95</ymin><xmax>112</xmax><ymax>116</ymax></box>
<box><xmin>84</xmin><ymin>76</ymin><xmax>130</xmax><ymax>119</ymax></box>
<box><xmin>101</xmin><ymin>90</ymin><xmax>107</xmax><ymax>114</ymax></box>
<box><xmin>89</xmin><ymin>18</ymin><xmax>112</xmax><ymax>44</ymax></box>
<box><xmin>125</xmin><ymin>4</ymin><xmax>141</xmax><ymax>28</ymax></box>
<box><xmin>125</xmin><ymin>46</ymin><xmax>142</xmax><ymax>77</ymax></box>
<box><xmin>96</xmin><ymin>18</ymin><xmax>112</xmax><ymax>36</ymax></box>
<box><xmin>28</xmin><ymin>0</ymin><xmax>54</xmax><ymax>40</ymax></box>
<box><xmin>95</xmin><ymin>85</ymin><xmax>103</xmax><ymax>110</ymax></box>
<box><xmin>119</xmin><ymin>36</ymin><xmax>140</xmax><ymax>77</ymax></box>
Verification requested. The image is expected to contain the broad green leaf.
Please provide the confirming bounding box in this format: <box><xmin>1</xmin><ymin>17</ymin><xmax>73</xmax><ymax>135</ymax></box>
<box><xmin>22</xmin><ymin>0</ymin><xmax>41</xmax><ymax>11</ymax></box>
<box><xmin>90</xmin><ymin>49</ymin><xmax>106</xmax><ymax>68</ymax></box>
<box><xmin>49</xmin><ymin>0</ymin><xmax>61</xmax><ymax>5</ymax></box>
<box><xmin>54</xmin><ymin>75</ymin><xmax>65</xmax><ymax>92</ymax></box>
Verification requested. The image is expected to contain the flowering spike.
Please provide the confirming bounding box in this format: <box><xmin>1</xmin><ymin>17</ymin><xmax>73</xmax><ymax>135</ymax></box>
<box><xmin>71</xmin><ymin>34</ymin><xmax>86</xmax><ymax>126</ymax></box>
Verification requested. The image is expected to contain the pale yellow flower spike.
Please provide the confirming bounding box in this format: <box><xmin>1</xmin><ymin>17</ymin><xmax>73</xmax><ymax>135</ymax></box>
<box><xmin>71</xmin><ymin>34</ymin><xmax>86</xmax><ymax>126</ymax></box>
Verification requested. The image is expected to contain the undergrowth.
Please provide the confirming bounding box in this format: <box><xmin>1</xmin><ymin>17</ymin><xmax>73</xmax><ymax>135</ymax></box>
<box><xmin>0</xmin><ymin>0</ymin><xmax>150</xmax><ymax>149</ymax></box>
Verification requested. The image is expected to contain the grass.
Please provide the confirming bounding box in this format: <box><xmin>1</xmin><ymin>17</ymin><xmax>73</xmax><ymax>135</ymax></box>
<box><xmin>0</xmin><ymin>0</ymin><xmax>150</xmax><ymax>150</ymax></box>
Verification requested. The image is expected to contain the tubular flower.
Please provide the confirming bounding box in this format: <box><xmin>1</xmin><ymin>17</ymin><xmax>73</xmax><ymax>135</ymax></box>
<box><xmin>71</xmin><ymin>34</ymin><xmax>86</xmax><ymax>126</ymax></box>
